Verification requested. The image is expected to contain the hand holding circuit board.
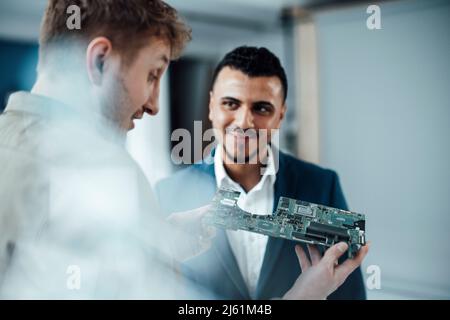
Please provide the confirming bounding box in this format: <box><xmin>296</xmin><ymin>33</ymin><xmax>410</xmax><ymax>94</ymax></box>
<box><xmin>202</xmin><ymin>188</ymin><xmax>366</xmax><ymax>259</ymax></box>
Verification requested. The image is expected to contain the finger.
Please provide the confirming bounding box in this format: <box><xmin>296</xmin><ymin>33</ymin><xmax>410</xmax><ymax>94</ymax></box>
<box><xmin>307</xmin><ymin>244</ymin><xmax>322</xmax><ymax>266</ymax></box>
<box><xmin>172</xmin><ymin>204</ymin><xmax>213</xmax><ymax>218</ymax></box>
<box><xmin>197</xmin><ymin>203</ymin><xmax>213</xmax><ymax>212</ymax></box>
<box><xmin>191</xmin><ymin>204</ymin><xmax>213</xmax><ymax>218</ymax></box>
<box><xmin>322</xmin><ymin>242</ymin><xmax>348</xmax><ymax>267</ymax></box>
<box><xmin>335</xmin><ymin>243</ymin><xmax>369</xmax><ymax>284</ymax></box>
<box><xmin>295</xmin><ymin>245</ymin><xmax>311</xmax><ymax>272</ymax></box>
<box><xmin>167</xmin><ymin>205</ymin><xmax>213</xmax><ymax>236</ymax></box>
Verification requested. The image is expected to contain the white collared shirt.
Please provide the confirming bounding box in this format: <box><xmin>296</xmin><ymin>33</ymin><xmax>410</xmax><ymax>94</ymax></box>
<box><xmin>214</xmin><ymin>146</ymin><xmax>276</xmax><ymax>298</ymax></box>
<box><xmin>0</xmin><ymin>92</ymin><xmax>194</xmax><ymax>299</ymax></box>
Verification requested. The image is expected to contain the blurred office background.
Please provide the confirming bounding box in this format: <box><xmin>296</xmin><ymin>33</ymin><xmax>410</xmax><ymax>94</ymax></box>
<box><xmin>0</xmin><ymin>0</ymin><xmax>449</xmax><ymax>299</ymax></box>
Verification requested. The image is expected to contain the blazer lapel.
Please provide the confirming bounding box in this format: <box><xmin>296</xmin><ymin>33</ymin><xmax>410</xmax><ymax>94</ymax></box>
<box><xmin>212</xmin><ymin>229</ymin><xmax>250</xmax><ymax>299</ymax></box>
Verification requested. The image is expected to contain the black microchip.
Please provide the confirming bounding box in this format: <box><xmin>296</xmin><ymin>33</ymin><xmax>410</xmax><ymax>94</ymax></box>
<box><xmin>307</xmin><ymin>222</ymin><xmax>350</xmax><ymax>240</ymax></box>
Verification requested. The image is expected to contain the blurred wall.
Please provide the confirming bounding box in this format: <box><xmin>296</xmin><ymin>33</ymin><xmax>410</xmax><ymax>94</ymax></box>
<box><xmin>315</xmin><ymin>0</ymin><xmax>450</xmax><ymax>299</ymax></box>
<box><xmin>0</xmin><ymin>40</ymin><xmax>38</xmax><ymax>111</ymax></box>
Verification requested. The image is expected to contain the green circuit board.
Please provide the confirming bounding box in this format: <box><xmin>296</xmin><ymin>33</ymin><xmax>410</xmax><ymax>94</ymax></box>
<box><xmin>203</xmin><ymin>188</ymin><xmax>366</xmax><ymax>258</ymax></box>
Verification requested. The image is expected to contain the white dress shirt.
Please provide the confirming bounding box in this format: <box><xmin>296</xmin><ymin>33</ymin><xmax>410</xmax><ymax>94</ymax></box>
<box><xmin>214</xmin><ymin>145</ymin><xmax>276</xmax><ymax>298</ymax></box>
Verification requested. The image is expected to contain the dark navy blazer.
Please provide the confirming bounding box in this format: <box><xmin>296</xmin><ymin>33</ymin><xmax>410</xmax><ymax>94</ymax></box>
<box><xmin>155</xmin><ymin>150</ymin><xmax>366</xmax><ymax>300</ymax></box>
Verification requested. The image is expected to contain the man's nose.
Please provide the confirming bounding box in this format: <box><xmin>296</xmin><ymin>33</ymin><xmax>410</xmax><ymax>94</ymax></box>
<box><xmin>144</xmin><ymin>90</ymin><xmax>160</xmax><ymax>116</ymax></box>
<box><xmin>144</xmin><ymin>101</ymin><xmax>159</xmax><ymax>116</ymax></box>
<box><xmin>234</xmin><ymin>105</ymin><xmax>254</xmax><ymax>129</ymax></box>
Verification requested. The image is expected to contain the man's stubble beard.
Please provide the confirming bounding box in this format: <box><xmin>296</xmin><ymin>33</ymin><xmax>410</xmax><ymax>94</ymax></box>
<box><xmin>222</xmin><ymin>138</ymin><xmax>271</xmax><ymax>165</ymax></box>
<box><xmin>99</xmin><ymin>75</ymin><xmax>132</xmax><ymax>134</ymax></box>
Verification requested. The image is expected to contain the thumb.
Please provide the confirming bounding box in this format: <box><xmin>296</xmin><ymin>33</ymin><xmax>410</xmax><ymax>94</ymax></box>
<box><xmin>322</xmin><ymin>242</ymin><xmax>348</xmax><ymax>266</ymax></box>
<box><xmin>191</xmin><ymin>204</ymin><xmax>213</xmax><ymax>220</ymax></box>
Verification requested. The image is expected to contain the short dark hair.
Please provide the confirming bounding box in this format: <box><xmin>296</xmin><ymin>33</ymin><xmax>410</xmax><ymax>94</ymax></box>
<box><xmin>211</xmin><ymin>46</ymin><xmax>288</xmax><ymax>102</ymax></box>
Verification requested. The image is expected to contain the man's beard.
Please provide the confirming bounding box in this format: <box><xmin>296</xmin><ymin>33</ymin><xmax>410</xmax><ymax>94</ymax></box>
<box><xmin>223</xmin><ymin>146</ymin><xmax>260</xmax><ymax>164</ymax></box>
<box><xmin>99</xmin><ymin>75</ymin><xmax>132</xmax><ymax>134</ymax></box>
<box><xmin>93</xmin><ymin>76</ymin><xmax>134</xmax><ymax>146</ymax></box>
<box><xmin>222</xmin><ymin>127</ymin><xmax>270</xmax><ymax>165</ymax></box>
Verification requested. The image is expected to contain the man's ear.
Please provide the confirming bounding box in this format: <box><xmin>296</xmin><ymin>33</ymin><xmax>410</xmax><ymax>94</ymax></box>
<box><xmin>86</xmin><ymin>37</ymin><xmax>113</xmax><ymax>86</ymax></box>
<box><xmin>208</xmin><ymin>91</ymin><xmax>214</xmax><ymax>122</ymax></box>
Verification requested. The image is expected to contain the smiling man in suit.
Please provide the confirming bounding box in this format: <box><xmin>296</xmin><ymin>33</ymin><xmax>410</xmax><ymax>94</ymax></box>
<box><xmin>156</xmin><ymin>46</ymin><xmax>368</xmax><ymax>300</ymax></box>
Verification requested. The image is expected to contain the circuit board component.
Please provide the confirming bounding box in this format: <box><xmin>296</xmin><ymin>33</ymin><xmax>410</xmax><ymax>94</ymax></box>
<box><xmin>203</xmin><ymin>188</ymin><xmax>366</xmax><ymax>258</ymax></box>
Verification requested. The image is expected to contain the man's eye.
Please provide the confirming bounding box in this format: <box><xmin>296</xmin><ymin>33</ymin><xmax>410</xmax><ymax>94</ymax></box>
<box><xmin>254</xmin><ymin>105</ymin><xmax>271</xmax><ymax>114</ymax></box>
<box><xmin>223</xmin><ymin>101</ymin><xmax>238</xmax><ymax>109</ymax></box>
